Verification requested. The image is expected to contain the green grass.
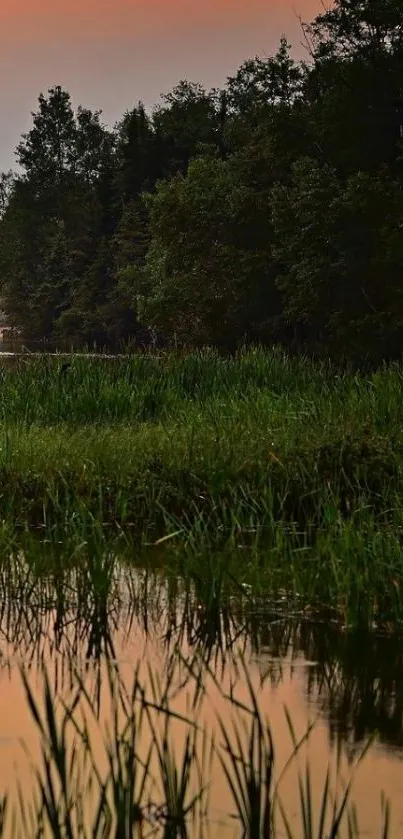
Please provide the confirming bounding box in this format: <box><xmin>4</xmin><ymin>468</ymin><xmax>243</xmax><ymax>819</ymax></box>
<box><xmin>0</xmin><ymin>347</ymin><xmax>402</xmax><ymax>628</ymax></box>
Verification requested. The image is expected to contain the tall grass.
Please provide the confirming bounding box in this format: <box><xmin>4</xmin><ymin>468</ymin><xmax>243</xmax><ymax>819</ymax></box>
<box><xmin>0</xmin><ymin>348</ymin><xmax>401</xmax><ymax>627</ymax></box>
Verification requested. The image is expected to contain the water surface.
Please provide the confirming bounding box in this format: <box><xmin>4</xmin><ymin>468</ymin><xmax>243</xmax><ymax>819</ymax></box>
<box><xmin>0</xmin><ymin>562</ymin><xmax>402</xmax><ymax>837</ymax></box>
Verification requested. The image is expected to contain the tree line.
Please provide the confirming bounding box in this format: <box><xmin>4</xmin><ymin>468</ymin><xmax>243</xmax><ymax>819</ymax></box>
<box><xmin>1</xmin><ymin>0</ymin><xmax>403</xmax><ymax>363</ymax></box>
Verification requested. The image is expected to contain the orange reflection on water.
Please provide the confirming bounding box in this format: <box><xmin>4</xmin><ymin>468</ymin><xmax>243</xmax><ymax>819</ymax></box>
<box><xmin>0</xmin><ymin>626</ymin><xmax>402</xmax><ymax>838</ymax></box>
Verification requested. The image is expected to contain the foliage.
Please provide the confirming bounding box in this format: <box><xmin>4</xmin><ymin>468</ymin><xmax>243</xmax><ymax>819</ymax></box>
<box><xmin>272</xmin><ymin>159</ymin><xmax>403</xmax><ymax>359</ymax></box>
<box><xmin>226</xmin><ymin>36</ymin><xmax>305</xmax><ymax>114</ymax></box>
<box><xmin>138</xmin><ymin>153</ymin><xmax>278</xmax><ymax>347</ymax></box>
<box><xmin>1</xmin><ymin>4</ymin><xmax>403</xmax><ymax>358</ymax></box>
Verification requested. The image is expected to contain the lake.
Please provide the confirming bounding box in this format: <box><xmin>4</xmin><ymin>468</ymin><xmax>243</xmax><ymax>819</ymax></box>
<box><xmin>0</xmin><ymin>560</ymin><xmax>402</xmax><ymax>837</ymax></box>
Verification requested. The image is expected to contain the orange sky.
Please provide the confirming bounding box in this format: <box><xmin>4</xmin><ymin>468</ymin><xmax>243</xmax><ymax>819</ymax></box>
<box><xmin>0</xmin><ymin>0</ymin><xmax>323</xmax><ymax>170</ymax></box>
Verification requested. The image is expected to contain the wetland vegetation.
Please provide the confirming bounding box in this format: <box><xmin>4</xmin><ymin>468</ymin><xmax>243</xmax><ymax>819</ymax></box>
<box><xmin>0</xmin><ymin>0</ymin><xmax>403</xmax><ymax>833</ymax></box>
<box><xmin>0</xmin><ymin>349</ymin><xmax>402</xmax><ymax>631</ymax></box>
<box><xmin>0</xmin><ymin>349</ymin><xmax>398</xmax><ymax>835</ymax></box>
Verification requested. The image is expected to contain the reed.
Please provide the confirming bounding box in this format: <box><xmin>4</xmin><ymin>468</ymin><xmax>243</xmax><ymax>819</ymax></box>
<box><xmin>0</xmin><ymin>348</ymin><xmax>401</xmax><ymax>627</ymax></box>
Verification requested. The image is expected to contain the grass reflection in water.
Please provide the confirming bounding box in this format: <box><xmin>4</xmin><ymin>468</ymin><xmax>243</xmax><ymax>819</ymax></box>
<box><xmin>0</xmin><ymin>552</ymin><xmax>397</xmax><ymax>838</ymax></box>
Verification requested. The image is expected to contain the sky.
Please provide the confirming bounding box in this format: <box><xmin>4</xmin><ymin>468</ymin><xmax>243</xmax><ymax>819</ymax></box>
<box><xmin>0</xmin><ymin>0</ymin><xmax>323</xmax><ymax>172</ymax></box>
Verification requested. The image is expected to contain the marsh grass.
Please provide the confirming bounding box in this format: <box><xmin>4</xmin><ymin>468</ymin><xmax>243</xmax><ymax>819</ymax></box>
<box><xmin>0</xmin><ymin>348</ymin><xmax>401</xmax><ymax>627</ymax></box>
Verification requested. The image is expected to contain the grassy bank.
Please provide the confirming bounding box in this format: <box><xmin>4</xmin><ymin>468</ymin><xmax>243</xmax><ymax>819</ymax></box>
<box><xmin>0</xmin><ymin>348</ymin><xmax>402</xmax><ymax>627</ymax></box>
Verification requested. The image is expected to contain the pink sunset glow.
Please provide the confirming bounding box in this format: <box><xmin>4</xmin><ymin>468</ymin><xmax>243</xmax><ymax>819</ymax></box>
<box><xmin>0</xmin><ymin>0</ymin><xmax>323</xmax><ymax>170</ymax></box>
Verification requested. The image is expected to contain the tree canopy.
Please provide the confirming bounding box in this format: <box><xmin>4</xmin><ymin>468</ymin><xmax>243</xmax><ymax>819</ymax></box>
<box><xmin>1</xmin><ymin>2</ymin><xmax>403</xmax><ymax>362</ymax></box>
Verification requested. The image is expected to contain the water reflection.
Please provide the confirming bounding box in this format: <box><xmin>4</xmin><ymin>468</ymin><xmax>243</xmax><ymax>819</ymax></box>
<box><xmin>0</xmin><ymin>556</ymin><xmax>400</xmax><ymax>836</ymax></box>
<box><xmin>302</xmin><ymin>626</ymin><xmax>403</xmax><ymax>751</ymax></box>
<box><xmin>0</xmin><ymin>554</ymin><xmax>402</xmax><ymax>757</ymax></box>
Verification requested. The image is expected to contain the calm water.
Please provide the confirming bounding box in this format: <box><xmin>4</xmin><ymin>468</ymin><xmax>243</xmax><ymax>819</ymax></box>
<box><xmin>0</xmin><ymin>562</ymin><xmax>402</xmax><ymax>837</ymax></box>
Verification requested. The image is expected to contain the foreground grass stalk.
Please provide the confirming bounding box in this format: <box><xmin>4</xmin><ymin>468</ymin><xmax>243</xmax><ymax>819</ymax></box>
<box><xmin>6</xmin><ymin>655</ymin><xmax>390</xmax><ymax>839</ymax></box>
